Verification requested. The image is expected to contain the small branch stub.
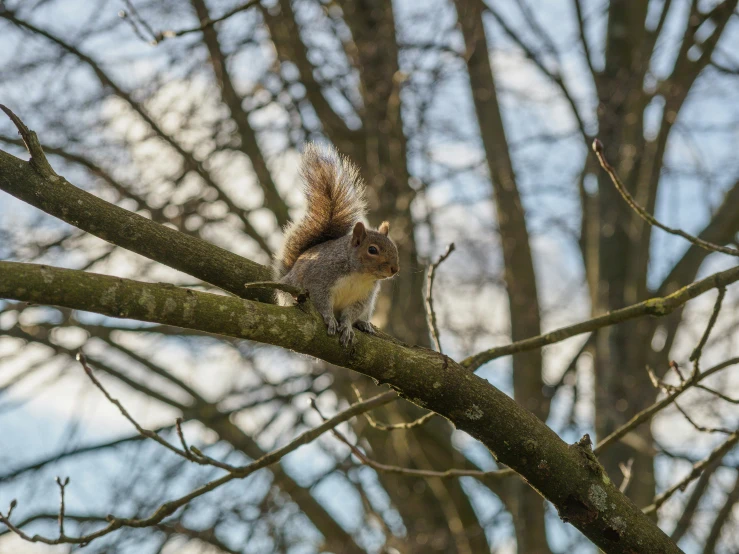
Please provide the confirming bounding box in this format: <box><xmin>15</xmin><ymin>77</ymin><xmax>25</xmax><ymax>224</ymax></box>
<box><xmin>56</xmin><ymin>476</ymin><xmax>70</xmax><ymax>538</ymax></box>
<box><xmin>244</xmin><ymin>281</ymin><xmax>308</xmax><ymax>303</ymax></box>
<box><xmin>0</xmin><ymin>104</ymin><xmax>59</xmax><ymax>180</ymax></box>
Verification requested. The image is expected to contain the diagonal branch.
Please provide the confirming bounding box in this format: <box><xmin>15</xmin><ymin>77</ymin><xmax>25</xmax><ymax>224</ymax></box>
<box><xmin>0</xmin><ymin>11</ymin><xmax>271</xmax><ymax>253</ymax></box>
<box><xmin>0</xmin><ymin>378</ymin><xmax>396</xmax><ymax>546</ymax></box>
<box><xmin>314</xmin><ymin>400</ymin><xmax>512</xmax><ymax>480</ymax></box>
<box><xmin>462</xmin><ymin>266</ymin><xmax>739</xmax><ymax>371</ymax></box>
<box><xmin>573</xmin><ymin>0</ymin><xmax>598</xmax><ymax>80</ymax></box>
<box><xmin>0</xmin><ymin>317</ymin><xmax>360</xmax><ymax>551</ymax></box>
<box><xmin>701</xmin><ymin>473</ymin><xmax>739</xmax><ymax>554</ymax></box>
<box><xmin>593</xmin><ymin>138</ymin><xmax>739</xmax><ymax>257</ymax></box>
<box><xmin>594</xmin><ymin>357</ymin><xmax>739</xmax><ymax>455</ymax></box>
<box><xmin>0</xmin><ymin>107</ymin><xmax>272</xmax><ymax>301</ymax></box>
<box><xmin>264</xmin><ymin>0</ymin><xmax>359</xmax><ymax>154</ymax></box>
<box><xmin>485</xmin><ymin>3</ymin><xmax>591</xmax><ymax>141</ymax></box>
<box><xmin>153</xmin><ymin>0</ymin><xmax>262</xmax><ymax>43</ymax></box>
<box><xmin>0</xmin><ymin>260</ymin><xmax>685</xmax><ymax>552</ymax></box>
<box><xmin>643</xmin><ymin>430</ymin><xmax>739</xmax><ymax>515</ymax></box>
<box><xmin>669</xmin><ymin>457</ymin><xmax>723</xmax><ymax>543</ymax></box>
<box><xmin>0</xmin><ymin>105</ymin><xmax>58</xmax><ymax>179</ymax></box>
<box><xmin>190</xmin><ymin>0</ymin><xmax>290</xmax><ymax>227</ymax></box>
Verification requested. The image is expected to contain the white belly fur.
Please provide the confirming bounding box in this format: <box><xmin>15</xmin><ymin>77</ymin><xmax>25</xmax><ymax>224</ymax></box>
<box><xmin>331</xmin><ymin>273</ymin><xmax>377</xmax><ymax>311</ymax></box>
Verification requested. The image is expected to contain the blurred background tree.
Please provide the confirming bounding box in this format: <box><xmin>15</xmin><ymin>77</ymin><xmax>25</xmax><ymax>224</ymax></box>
<box><xmin>0</xmin><ymin>0</ymin><xmax>738</xmax><ymax>552</ymax></box>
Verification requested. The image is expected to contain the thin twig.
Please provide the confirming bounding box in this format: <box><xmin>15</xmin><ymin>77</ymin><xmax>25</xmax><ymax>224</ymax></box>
<box><xmin>594</xmin><ymin>357</ymin><xmax>739</xmax><ymax>455</ymax></box>
<box><xmin>592</xmin><ymin>139</ymin><xmax>739</xmax><ymax>257</ymax></box>
<box><xmin>175</xmin><ymin>418</ymin><xmax>196</xmax><ymax>461</ymax></box>
<box><xmin>669</xmin><ymin>360</ymin><xmax>687</xmax><ymax>384</ymax></box>
<box><xmin>702</xmin><ymin>473</ymin><xmax>739</xmax><ymax>553</ymax></box>
<box><xmin>352</xmin><ymin>384</ymin><xmax>435</xmax><ymax>431</ymax></box>
<box><xmin>119</xmin><ymin>0</ymin><xmax>158</xmax><ymax>43</ymax></box>
<box><xmin>55</xmin><ymin>477</ymin><xmax>69</xmax><ymax>538</ymax></box>
<box><xmin>5</xmin><ymin>500</ymin><xmax>16</xmax><ymax>520</ymax></box>
<box><xmin>77</xmin><ymin>351</ymin><xmax>190</xmax><ymax>460</ymax></box>
<box><xmin>573</xmin><ymin>0</ymin><xmax>597</xmax><ymax>78</ymax></box>
<box><xmin>669</xmin><ymin>456</ymin><xmax>722</xmax><ymax>543</ymax></box>
<box><xmin>619</xmin><ymin>459</ymin><xmax>634</xmax><ymax>494</ymax></box>
<box><xmin>673</xmin><ymin>402</ymin><xmax>733</xmax><ymax>435</ymax></box>
<box><xmin>424</xmin><ymin>243</ymin><xmax>455</xmax><ymax>353</ymax></box>
<box><xmin>312</xmin><ymin>400</ymin><xmax>512</xmax><ymax>480</ymax></box>
<box><xmin>0</xmin><ymin>391</ymin><xmax>397</xmax><ymax>546</ymax></box>
<box><xmin>643</xmin><ymin>430</ymin><xmax>739</xmax><ymax>514</ymax></box>
<box><xmin>544</xmin><ymin>336</ymin><xmax>592</xmax><ymax>400</ymax></box>
<box><xmin>152</xmin><ymin>0</ymin><xmax>261</xmax><ymax>43</ymax></box>
<box><xmin>694</xmin><ymin>384</ymin><xmax>739</xmax><ymax>404</ymax></box>
<box><xmin>689</xmin><ymin>286</ymin><xmax>726</xmax><ymax>375</ymax></box>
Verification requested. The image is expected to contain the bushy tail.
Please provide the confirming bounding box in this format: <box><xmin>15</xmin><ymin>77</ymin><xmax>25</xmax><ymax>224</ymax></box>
<box><xmin>273</xmin><ymin>143</ymin><xmax>367</xmax><ymax>278</ymax></box>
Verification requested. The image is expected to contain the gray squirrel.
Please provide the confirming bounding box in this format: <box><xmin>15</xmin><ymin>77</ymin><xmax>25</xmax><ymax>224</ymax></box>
<box><xmin>273</xmin><ymin>143</ymin><xmax>399</xmax><ymax>346</ymax></box>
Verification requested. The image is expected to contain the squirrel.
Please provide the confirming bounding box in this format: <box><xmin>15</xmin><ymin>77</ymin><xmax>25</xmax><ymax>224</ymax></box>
<box><xmin>273</xmin><ymin>143</ymin><xmax>399</xmax><ymax>346</ymax></box>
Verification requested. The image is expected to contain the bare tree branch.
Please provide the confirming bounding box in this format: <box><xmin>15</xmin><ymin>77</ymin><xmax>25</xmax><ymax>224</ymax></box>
<box><xmin>593</xmin><ymin>138</ymin><xmax>739</xmax><ymax>257</ymax></box>
<box><xmin>0</xmin><ymin>105</ymin><xmax>272</xmax><ymax>301</ymax></box>
<box><xmin>643</xmin><ymin>430</ymin><xmax>739</xmax><ymax>515</ymax></box>
<box><xmin>462</xmin><ymin>268</ymin><xmax>739</xmax><ymax>371</ymax></box>
<box><xmin>314</xmin><ymin>399</ymin><xmax>513</xmax><ymax>480</ymax></box>
<box><xmin>594</xmin><ymin>357</ymin><xmax>739</xmax><ymax>455</ymax></box>
<box><xmin>425</xmin><ymin>242</ymin><xmax>455</xmax><ymax>353</ymax></box>
<box><xmin>701</xmin><ymin>473</ymin><xmax>739</xmax><ymax>554</ymax></box>
<box><xmin>0</xmin><ymin>375</ymin><xmax>396</xmax><ymax>546</ymax></box>
<box><xmin>152</xmin><ymin>0</ymin><xmax>262</xmax><ymax>43</ymax></box>
<box><xmin>0</xmin><ymin>258</ymin><xmax>685</xmax><ymax>551</ymax></box>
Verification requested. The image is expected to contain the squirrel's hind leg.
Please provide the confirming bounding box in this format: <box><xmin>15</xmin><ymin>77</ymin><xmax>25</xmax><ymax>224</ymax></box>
<box><xmin>353</xmin><ymin>286</ymin><xmax>378</xmax><ymax>335</ymax></box>
<box><xmin>338</xmin><ymin>300</ymin><xmax>369</xmax><ymax>346</ymax></box>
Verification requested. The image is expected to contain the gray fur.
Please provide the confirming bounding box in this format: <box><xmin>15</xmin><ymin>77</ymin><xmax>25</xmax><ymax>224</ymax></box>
<box><xmin>274</xmin><ymin>144</ymin><xmax>399</xmax><ymax>346</ymax></box>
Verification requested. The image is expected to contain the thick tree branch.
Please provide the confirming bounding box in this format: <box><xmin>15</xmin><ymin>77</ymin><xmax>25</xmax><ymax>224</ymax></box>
<box><xmin>0</xmin><ymin>112</ymin><xmax>272</xmax><ymax>302</ymax></box>
<box><xmin>0</xmin><ymin>132</ymin><xmax>178</xmax><ymax>228</ymax></box>
<box><xmin>0</xmin><ymin>315</ymin><xmax>360</xmax><ymax>550</ymax></box>
<box><xmin>0</xmin><ymin>261</ymin><xmax>683</xmax><ymax>552</ymax></box>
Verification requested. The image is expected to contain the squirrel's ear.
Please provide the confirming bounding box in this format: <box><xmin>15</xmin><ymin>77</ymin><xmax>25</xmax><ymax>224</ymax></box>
<box><xmin>378</xmin><ymin>221</ymin><xmax>390</xmax><ymax>236</ymax></box>
<box><xmin>352</xmin><ymin>222</ymin><xmax>367</xmax><ymax>246</ymax></box>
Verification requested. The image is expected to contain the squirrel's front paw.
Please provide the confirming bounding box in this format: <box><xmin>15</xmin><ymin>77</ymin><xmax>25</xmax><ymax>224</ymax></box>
<box><xmin>339</xmin><ymin>322</ymin><xmax>355</xmax><ymax>347</ymax></box>
<box><xmin>324</xmin><ymin>315</ymin><xmax>339</xmax><ymax>336</ymax></box>
<box><xmin>355</xmin><ymin>320</ymin><xmax>374</xmax><ymax>334</ymax></box>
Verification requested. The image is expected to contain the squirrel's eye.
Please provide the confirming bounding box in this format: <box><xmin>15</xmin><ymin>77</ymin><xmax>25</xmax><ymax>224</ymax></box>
<box><xmin>368</xmin><ymin>246</ymin><xmax>379</xmax><ymax>255</ymax></box>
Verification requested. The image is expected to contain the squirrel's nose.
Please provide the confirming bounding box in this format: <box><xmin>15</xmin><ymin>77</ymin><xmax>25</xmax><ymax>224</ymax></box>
<box><xmin>390</xmin><ymin>266</ymin><xmax>398</xmax><ymax>275</ymax></box>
